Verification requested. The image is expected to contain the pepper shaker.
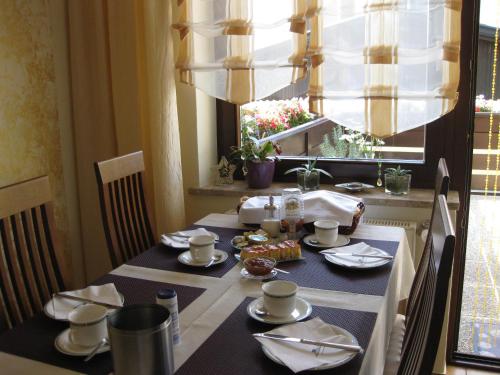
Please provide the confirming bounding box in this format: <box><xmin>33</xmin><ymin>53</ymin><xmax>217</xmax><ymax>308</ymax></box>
<box><xmin>156</xmin><ymin>289</ymin><xmax>180</xmax><ymax>345</ymax></box>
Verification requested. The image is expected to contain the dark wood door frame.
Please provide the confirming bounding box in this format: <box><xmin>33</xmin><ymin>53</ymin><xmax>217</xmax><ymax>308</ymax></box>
<box><xmin>447</xmin><ymin>0</ymin><xmax>500</xmax><ymax>371</ymax></box>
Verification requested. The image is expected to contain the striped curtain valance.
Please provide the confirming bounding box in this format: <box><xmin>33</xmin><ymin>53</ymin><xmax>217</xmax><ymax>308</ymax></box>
<box><xmin>173</xmin><ymin>0</ymin><xmax>462</xmax><ymax>137</ymax></box>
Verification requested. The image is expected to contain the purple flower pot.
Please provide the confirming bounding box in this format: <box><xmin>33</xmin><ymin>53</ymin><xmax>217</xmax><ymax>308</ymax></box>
<box><xmin>246</xmin><ymin>159</ymin><xmax>275</xmax><ymax>189</ymax></box>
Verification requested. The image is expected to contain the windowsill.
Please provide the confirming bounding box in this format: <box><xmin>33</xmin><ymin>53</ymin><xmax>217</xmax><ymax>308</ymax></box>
<box><xmin>188</xmin><ymin>181</ymin><xmax>460</xmax><ymax>210</ymax></box>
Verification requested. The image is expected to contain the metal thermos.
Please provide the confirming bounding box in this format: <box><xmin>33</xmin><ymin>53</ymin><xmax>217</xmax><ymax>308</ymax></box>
<box><xmin>107</xmin><ymin>304</ymin><xmax>174</xmax><ymax>375</ymax></box>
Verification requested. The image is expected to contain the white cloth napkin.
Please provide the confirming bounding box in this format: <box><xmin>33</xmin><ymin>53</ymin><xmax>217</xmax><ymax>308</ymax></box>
<box><xmin>49</xmin><ymin>283</ymin><xmax>123</xmax><ymax>319</ymax></box>
<box><xmin>323</xmin><ymin>242</ymin><xmax>386</xmax><ymax>267</ymax></box>
<box><xmin>160</xmin><ymin>228</ymin><xmax>217</xmax><ymax>248</ymax></box>
<box><xmin>255</xmin><ymin>317</ymin><xmax>355</xmax><ymax>373</ymax></box>
<box><xmin>238</xmin><ymin>190</ymin><xmax>360</xmax><ymax>226</ymax></box>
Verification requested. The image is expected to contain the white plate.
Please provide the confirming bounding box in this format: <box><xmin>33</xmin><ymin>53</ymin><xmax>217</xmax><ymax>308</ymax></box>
<box><xmin>324</xmin><ymin>248</ymin><xmax>392</xmax><ymax>269</ymax></box>
<box><xmin>303</xmin><ymin>234</ymin><xmax>350</xmax><ymax>249</ymax></box>
<box><xmin>54</xmin><ymin>328</ymin><xmax>109</xmax><ymax>357</ymax></box>
<box><xmin>44</xmin><ymin>293</ymin><xmax>125</xmax><ymax>321</ymax></box>
<box><xmin>247</xmin><ymin>297</ymin><xmax>312</xmax><ymax>325</ymax></box>
<box><xmin>261</xmin><ymin>325</ymin><xmax>360</xmax><ymax>371</ymax></box>
<box><xmin>335</xmin><ymin>182</ymin><xmax>374</xmax><ymax>193</ymax></box>
<box><xmin>240</xmin><ymin>267</ymin><xmax>277</xmax><ymax>280</ymax></box>
<box><xmin>178</xmin><ymin>249</ymin><xmax>228</xmax><ymax>267</ymax></box>
<box><xmin>162</xmin><ymin>231</ymin><xmax>220</xmax><ymax>249</ymax></box>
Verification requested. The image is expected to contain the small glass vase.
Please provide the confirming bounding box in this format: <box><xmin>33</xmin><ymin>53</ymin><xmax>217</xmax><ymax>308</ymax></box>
<box><xmin>384</xmin><ymin>174</ymin><xmax>411</xmax><ymax>195</ymax></box>
<box><xmin>298</xmin><ymin>170</ymin><xmax>320</xmax><ymax>191</ymax></box>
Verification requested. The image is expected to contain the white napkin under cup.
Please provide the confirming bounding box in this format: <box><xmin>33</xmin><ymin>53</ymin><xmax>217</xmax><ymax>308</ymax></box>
<box><xmin>161</xmin><ymin>228</ymin><xmax>217</xmax><ymax>248</ymax></box>
<box><xmin>49</xmin><ymin>283</ymin><xmax>123</xmax><ymax>320</ymax></box>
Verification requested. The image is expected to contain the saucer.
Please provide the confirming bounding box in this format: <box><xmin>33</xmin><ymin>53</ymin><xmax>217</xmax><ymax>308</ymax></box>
<box><xmin>241</xmin><ymin>268</ymin><xmax>277</xmax><ymax>280</ymax></box>
<box><xmin>178</xmin><ymin>249</ymin><xmax>228</xmax><ymax>267</ymax></box>
<box><xmin>54</xmin><ymin>328</ymin><xmax>109</xmax><ymax>356</ymax></box>
<box><xmin>247</xmin><ymin>297</ymin><xmax>312</xmax><ymax>324</ymax></box>
<box><xmin>302</xmin><ymin>234</ymin><xmax>350</xmax><ymax>249</ymax></box>
<box><xmin>261</xmin><ymin>325</ymin><xmax>359</xmax><ymax>370</ymax></box>
<box><xmin>335</xmin><ymin>182</ymin><xmax>374</xmax><ymax>193</ymax></box>
<box><xmin>44</xmin><ymin>293</ymin><xmax>125</xmax><ymax>321</ymax></box>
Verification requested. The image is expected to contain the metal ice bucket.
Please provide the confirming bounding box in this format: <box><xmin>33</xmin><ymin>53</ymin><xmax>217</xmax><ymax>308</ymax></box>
<box><xmin>107</xmin><ymin>304</ymin><xmax>174</xmax><ymax>375</ymax></box>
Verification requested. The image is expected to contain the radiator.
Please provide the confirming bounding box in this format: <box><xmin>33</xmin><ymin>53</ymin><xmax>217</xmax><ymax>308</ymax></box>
<box><xmin>362</xmin><ymin>218</ymin><xmax>419</xmax><ymax>265</ymax></box>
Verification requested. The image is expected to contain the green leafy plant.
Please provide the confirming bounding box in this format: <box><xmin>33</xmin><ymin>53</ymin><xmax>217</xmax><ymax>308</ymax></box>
<box><xmin>384</xmin><ymin>165</ymin><xmax>412</xmax><ymax>176</ymax></box>
<box><xmin>230</xmin><ymin>133</ymin><xmax>281</xmax><ymax>175</ymax></box>
<box><xmin>320</xmin><ymin>127</ymin><xmax>384</xmax><ymax>159</ymax></box>
<box><xmin>284</xmin><ymin>156</ymin><xmax>333</xmax><ymax>179</ymax></box>
<box><xmin>384</xmin><ymin>165</ymin><xmax>412</xmax><ymax>195</ymax></box>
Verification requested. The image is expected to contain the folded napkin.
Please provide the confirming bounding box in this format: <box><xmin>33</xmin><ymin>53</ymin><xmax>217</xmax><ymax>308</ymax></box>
<box><xmin>324</xmin><ymin>242</ymin><xmax>386</xmax><ymax>266</ymax></box>
<box><xmin>254</xmin><ymin>317</ymin><xmax>355</xmax><ymax>373</ymax></box>
<box><xmin>50</xmin><ymin>283</ymin><xmax>123</xmax><ymax>319</ymax></box>
<box><xmin>239</xmin><ymin>190</ymin><xmax>360</xmax><ymax>226</ymax></box>
<box><xmin>161</xmin><ymin>228</ymin><xmax>217</xmax><ymax>249</ymax></box>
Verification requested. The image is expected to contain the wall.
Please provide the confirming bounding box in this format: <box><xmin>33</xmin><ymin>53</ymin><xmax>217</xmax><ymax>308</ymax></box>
<box><xmin>0</xmin><ymin>0</ymin><xmax>83</xmax><ymax>286</ymax></box>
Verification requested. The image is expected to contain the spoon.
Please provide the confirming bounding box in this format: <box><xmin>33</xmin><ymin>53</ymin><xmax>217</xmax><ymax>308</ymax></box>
<box><xmin>254</xmin><ymin>306</ymin><xmax>270</xmax><ymax>317</ymax></box>
<box><xmin>84</xmin><ymin>337</ymin><xmax>109</xmax><ymax>362</ymax></box>
<box><xmin>205</xmin><ymin>254</ymin><xmax>222</xmax><ymax>268</ymax></box>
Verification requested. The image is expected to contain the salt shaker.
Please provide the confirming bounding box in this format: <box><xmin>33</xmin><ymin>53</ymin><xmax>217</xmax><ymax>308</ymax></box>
<box><xmin>156</xmin><ymin>289</ymin><xmax>180</xmax><ymax>345</ymax></box>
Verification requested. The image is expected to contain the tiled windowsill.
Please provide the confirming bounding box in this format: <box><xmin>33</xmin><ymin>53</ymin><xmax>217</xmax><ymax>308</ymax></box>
<box><xmin>188</xmin><ymin>181</ymin><xmax>460</xmax><ymax>210</ymax></box>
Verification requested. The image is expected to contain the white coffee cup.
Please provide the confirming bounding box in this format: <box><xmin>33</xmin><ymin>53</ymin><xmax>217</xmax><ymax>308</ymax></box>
<box><xmin>189</xmin><ymin>235</ymin><xmax>215</xmax><ymax>263</ymax></box>
<box><xmin>262</xmin><ymin>280</ymin><xmax>298</xmax><ymax>318</ymax></box>
<box><xmin>314</xmin><ymin>219</ymin><xmax>339</xmax><ymax>245</ymax></box>
<box><xmin>68</xmin><ymin>304</ymin><xmax>108</xmax><ymax>347</ymax></box>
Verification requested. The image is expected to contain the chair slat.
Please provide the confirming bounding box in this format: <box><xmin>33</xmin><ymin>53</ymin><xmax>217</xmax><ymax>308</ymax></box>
<box><xmin>95</xmin><ymin>151</ymin><xmax>156</xmax><ymax>268</ymax></box>
<box><xmin>113</xmin><ymin>179</ymin><xmax>133</xmax><ymax>260</ymax></box>
<box><xmin>12</xmin><ymin>214</ymin><xmax>43</xmax><ymax>312</ymax></box>
<box><xmin>23</xmin><ymin>209</ymin><xmax>51</xmax><ymax>302</ymax></box>
<box><xmin>0</xmin><ymin>219</ymin><xmax>23</xmax><ymax>327</ymax></box>
<box><xmin>3</xmin><ymin>217</ymin><xmax>33</xmax><ymax>319</ymax></box>
<box><xmin>119</xmin><ymin>177</ymin><xmax>140</xmax><ymax>257</ymax></box>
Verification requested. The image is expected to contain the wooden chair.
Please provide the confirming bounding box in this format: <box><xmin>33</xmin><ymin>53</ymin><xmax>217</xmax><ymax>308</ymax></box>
<box><xmin>405</xmin><ymin>158</ymin><xmax>450</xmax><ymax>323</ymax></box>
<box><xmin>384</xmin><ymin>194</ymin><xmax>456</xmax><ymax>375</ymax></box>
<box><xmin>0</xmin><ymin>176</ymin><xmax>68</xmax><ymax>331</ymax></box>
<box><xmin>94</xmin><ymin>151</ymin><xmax>156</xmax><ymax>268</ymax></box>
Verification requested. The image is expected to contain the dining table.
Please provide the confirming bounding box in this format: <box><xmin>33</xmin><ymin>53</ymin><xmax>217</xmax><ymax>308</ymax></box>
<box><xmin>0</xmin><ymin>213</ymin><xmax>415</xmax><ymax>375</ymax></box>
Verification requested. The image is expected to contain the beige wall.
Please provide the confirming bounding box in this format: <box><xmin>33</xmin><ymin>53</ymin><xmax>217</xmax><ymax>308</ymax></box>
<box><xmin>0</xmin><ymin>0</ymin><xmax>84</xmax><ymax>286</ymax></box>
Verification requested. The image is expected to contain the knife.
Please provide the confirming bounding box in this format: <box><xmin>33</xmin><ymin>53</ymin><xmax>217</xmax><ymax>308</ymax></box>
<box><xmin>253</xmin><ymin>333</ymin><xmax>364</xmax><ymax>353</ymax></box>
<box><xmin>54</xmin><ymin>293</ymin><xmax>122</xmax><ymax>309</ymax></box>
<box><xmin>319</xmin><ymin>251</ymin><xmax>393</xmax><ymax>260</ymax></box>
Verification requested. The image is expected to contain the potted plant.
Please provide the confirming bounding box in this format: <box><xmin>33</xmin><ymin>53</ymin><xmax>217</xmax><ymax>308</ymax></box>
<box><xmin>384</xmin><ymin>166</ymin><xmax>412</xmax><ymax>195</ymax></box>
<box><xmin>230</xmin><ymin>136</ymin><xmax>281</xmax><ymax>189</ymax></box>
<box><xmin>285</xmin><ymin>157</ymin><xmax>333</xmax><ymax>191</ymax></box>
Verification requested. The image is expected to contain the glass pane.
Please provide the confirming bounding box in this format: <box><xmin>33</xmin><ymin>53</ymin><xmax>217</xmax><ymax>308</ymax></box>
<box><xmin>457</xmin><ymin>0</ymin><xmax>500</xmax><ymax>360</ymax></box>
<box><xmin>239</xmin><ymin>96</ymin><xmax>425</xmax><ymax>162</ymax></box>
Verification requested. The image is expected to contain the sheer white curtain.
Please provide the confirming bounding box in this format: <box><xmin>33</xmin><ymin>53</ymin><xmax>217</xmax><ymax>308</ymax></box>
<box><xmin>173</xmin><ymin>0</ymin><xmax>461</xmax><ymax>138</ymax></box>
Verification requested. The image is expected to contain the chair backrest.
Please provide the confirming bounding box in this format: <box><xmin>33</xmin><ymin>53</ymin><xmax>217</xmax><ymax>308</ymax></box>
<box><xmin>0</xmin><ymin>176</ymin><xmax>68</xmax><ymax>331</ymax></box>
<box><xmin>405</xmin><ymin>158</ymin><xmax>450</xmax><ymax>323</ymax></box>
<box><xmin>94</xmin><ymin>151</ymin><xmax>156</xmax><ymax>268</ymax></box>
<box><xmin>397</xmin><ymin>195</ymin><xmax>455</xmax><ymax>375</ymax></box>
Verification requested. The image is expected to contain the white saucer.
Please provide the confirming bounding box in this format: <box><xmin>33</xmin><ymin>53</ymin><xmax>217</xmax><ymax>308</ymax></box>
<box><xmin>335</xmin><ymin>182</ymin><xmax>374</xmax><ymax>193</ymax></box>
<box><xmin>247</xmin><ymin>297</ymin><xmax>312</xmax><ymax>324</ymax></box>
<box><xmin>54</xmin><ymin>328</ymin><xmax>109</xmax><ymax>357</ymax></box>
<box><xmin>44</xmin><ymin>293</ymin><xmax>125</xmax><ymax>321</ymax></box>
<box><xmin>324</xmin><ymin>247</ymin><xmax>392</xmax><ymax>269</ymax></box>
<box><xmin>178</xmin><ymin>249</ymin><xmax>228</xmax><ymax>267</ymax></box>
<box><xmin>303</xmin><ymin>234</ymin><xmax>350</xmax><ymax>249</ymax></box>
<box><xmin>261</xmin><ymin>325</ymin><xmax>359</xmax><ymax>370</ymax></box>
<box><xmin>240</xmin><ymin>268</ymin><xmax>277</xmax><ymax>280</ymax></box>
